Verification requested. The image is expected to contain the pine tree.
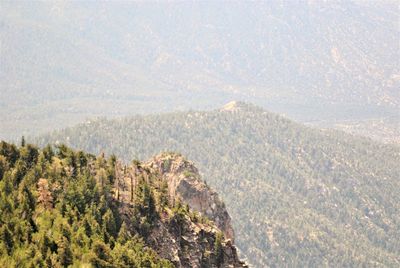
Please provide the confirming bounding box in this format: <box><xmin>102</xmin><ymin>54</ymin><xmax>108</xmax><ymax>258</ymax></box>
<box><xmin>116</xmin><ymin>222</ymin><xmax>131</xmax><ymax>245</ymax></box>
<box><xmin>102</xmin><ymin>209</ymin><xmax>117</xmax><ymax>238</ymax></box>
<box><xmin>0</xmin><ymin>141</ymin><xmax>19</xmax><ymax>166</ymax></box>
<box><xmin>42</xmin><ymin>145</ymin><xmax>54</xmax><ymax>162</ymax></box>
<box><xmin>135</xmin><ymin>178</ymin><xmax>156</xmax><ymax>221</ymax></box>
<box><xmin>57</xmin><ymin>236</ymin><xmax>73</xmax><ymax>267</ymax></box>
<box><xmin>0</xmin><ymin>226</ymin><xmax>13</xmax><ymax>255</ymax></box>
<box><xmin>214</xmin><ymin>232</ymin><xmax>224</xmax><ymax>266</ymax></box>
<box><xmin>159</xmin><ymin>179</ymin><xmax>169</xmax><ymax>208</ymax></box>
<box><xmin>0</xmin><ymin>155</ymin><xmax>8</xmax><ymax>179</ymax></box>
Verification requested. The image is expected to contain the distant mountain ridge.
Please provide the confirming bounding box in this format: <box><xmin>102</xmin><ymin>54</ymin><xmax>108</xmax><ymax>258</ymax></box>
<box><xmin>1</xmin><ymin>1</ymin><xmax>399</xmax><ymax>140</ymax></box>
<box><xmin>35</xmin><ymin>102</ymin><xmax>400</xmax><ymax>267</ymax></box>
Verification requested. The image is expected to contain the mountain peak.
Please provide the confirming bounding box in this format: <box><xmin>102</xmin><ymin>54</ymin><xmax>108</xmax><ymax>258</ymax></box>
<box><xmin>220</xmin><ymin>101</ymin><xmax>257</xmax><ymax>112</ymax></box>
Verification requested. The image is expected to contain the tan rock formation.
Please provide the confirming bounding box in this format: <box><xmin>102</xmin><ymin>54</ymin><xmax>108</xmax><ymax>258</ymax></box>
<box><xmin>112</xmin><ymin>152</ymin><xmax>247</xmax><ymax>267</ymax></box>
<box><xmin>146</xmin><ymin>152</ymin><xmax>235</xmax><ymax>242</ymax></box>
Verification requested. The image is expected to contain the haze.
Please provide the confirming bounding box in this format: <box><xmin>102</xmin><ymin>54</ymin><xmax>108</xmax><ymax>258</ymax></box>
<box><xmin>1</xmin><ymin>0</ymin><xmax>399</xmax><ymax>142</ymax></box>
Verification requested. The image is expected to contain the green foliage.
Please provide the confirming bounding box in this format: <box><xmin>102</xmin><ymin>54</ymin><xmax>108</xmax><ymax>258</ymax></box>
<box><xmin>214</xmin><ymin>232</ymin><xmax>224</xmax><ymax>266</ymax></box>
<box><xmin>0</xmin><ymin>141</ymin><xmax>19</xmax><ymax>166</ymax></box>
<box><xmin>134</xmin><ymin>177</ymin><xmax>157</xmax><ymax>224</ymax></box>
<box><xmin>158</xmin><ymin>180</ymin><xmax>169</xmax><ymax>208</ymax></box>
<box><xmin>35</xmin><ymin>106</ymin><xmax>400</xmax><ymax>267</ymax></box>
<box><xmin>0</xmin><ymin>142</ymin><xmax>173</xmax><ymax>267</ymax></box>
<box><xmin>0</xmin><ymin>225</ymin><xmax>13</xmax><ymax>255</ymax></box>
<box><xmin>182</xmin><ymin>170</ymin><xmax>195</xmax><ymax>178</ymax></box>
<box><xmin>0</xmin><ymin>156</ymin><xmax>8</xmax><ymax>181</ymax></box>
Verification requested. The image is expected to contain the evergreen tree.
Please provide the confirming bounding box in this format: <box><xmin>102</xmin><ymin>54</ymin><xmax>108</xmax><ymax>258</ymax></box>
<box><xmin>214</xmin><ymin>232</ymin><xmax>224</xmax><ymax>266</ymax></box>
<box><xmin>0</xmin><ymin>225</ymin><xmax>13</xmax><ymax>255</ymax></box>
<box><xmin>57</xmin><ymin>236</ymin><xmax>73</xmax><ymax>267</ymax></box>
<box><xmin>116</xmin><ymin>222</ymin><xmax>131</xmax><ymax>245</ymax></box>
<box><xmin>0</xmin><ymin>155</ymin><xmax>8</xmax><ymax>179</ymax></box>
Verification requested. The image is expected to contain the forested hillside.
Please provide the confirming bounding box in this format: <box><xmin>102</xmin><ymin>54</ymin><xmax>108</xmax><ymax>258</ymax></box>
<box><xmin>36</xmin><ymin>102</ymin><xmax>400</xmax><ymax>267</ymax></box>
<box><xmin>0</xmin><ymin>141</ymin><xmax>246</xmax><ymax>267</ymax></box>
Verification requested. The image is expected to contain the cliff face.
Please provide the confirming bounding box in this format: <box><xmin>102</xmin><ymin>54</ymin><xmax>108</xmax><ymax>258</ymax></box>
<box><xmin>145</xmin><ymin>153</ymin><xmax>235</xmax><ymax>242</ymax></box>
<box><xmin>113</xmin><ymin>152</ymin><xmax>246</xmax><ymax>268</ymax></box>
<box><xmin>146</xmin><ymin>210</ymin><xmax>244</xmax><ymax>268</ymax></box>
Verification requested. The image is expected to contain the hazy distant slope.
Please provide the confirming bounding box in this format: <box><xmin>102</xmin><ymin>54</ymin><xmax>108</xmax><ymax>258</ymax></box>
<box><xmin>1</xmin><ymin>1</ymin><xmax>399</xmax><ymax>139</ymax></box>
<box><xmin>36</xmin><ymin>102</ymin><xmax>400</xmax><ymax>267</ymax></box>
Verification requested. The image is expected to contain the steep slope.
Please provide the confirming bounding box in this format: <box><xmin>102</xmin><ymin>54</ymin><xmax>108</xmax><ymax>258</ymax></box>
<box><xmin>145</xmin><ymin>153</ymin><xmax>235</xmax><ymax>242</ymax></box>
<box><xmin>36</xmin><ymin>102</ymin><xmax>400</xmax><ymax>267</ymax></box>
<box><xmin>0</xmin><ymin>141</ymin><xmax>246</xmax><ymax>267</ymax></box>
<box><xmin>1</xmin><ymin>1</ymin><xmax>399</xmax><ymax>140</ymax></box>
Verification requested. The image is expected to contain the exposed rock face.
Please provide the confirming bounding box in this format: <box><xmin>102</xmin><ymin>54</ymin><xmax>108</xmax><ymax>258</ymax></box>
<box><xmin>220</xmin><ymin>101</ymin><xmax>262</xmax><ymax>113</ymax></box>
<box><xmin>113</xmin><ymin>152</ymin><xmax>246</xmax><ymax>267</ymax></box>
<box><xmin>119</xmin><ymin>204</ymin><xmax>247</xmax><ymax>268</ymax></box>
<box><xmin>147</xmin><ymin>212</ymin><xmax>246</xmax><ymax>268</ymax></box>
<box><xmin>221</xmin><ymin>101</ymin><xmax>245</xmax><ymax>112</ymax></box>
<box><xmin>146</xmin><ymin>153</ymin><xmax>235</xmax><ymax>242</ymax></box>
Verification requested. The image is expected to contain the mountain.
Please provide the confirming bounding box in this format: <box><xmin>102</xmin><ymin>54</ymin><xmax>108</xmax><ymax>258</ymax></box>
<box><xmin>1</xmin><ymin>1</ymin><xmax>399</xmax><ymax>141</ymax></box>
<box><xmin>0</xmin><ymin>141</ymin><xmax>246</xmax><ymax>267</ymax></box>
<box><xmin>35</xmin><ymin>102</ymin><xmax>400</xmax><ymax>267</ymax></box>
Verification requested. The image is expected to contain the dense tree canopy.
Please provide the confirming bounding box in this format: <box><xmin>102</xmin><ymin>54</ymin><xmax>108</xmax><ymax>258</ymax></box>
<box><xmin>0</xmin><ymin>141</ymin><xmax>177</xmax><ymax>267</ymax></box>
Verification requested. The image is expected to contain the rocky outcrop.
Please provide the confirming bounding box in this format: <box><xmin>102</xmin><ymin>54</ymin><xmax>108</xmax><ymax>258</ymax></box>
<box><xmin>146</xmin><ymin>153</ymin><xmax>235</xmax><ymax>242</ymax></box>
<box><xmin>220</xmin><ymin>101</ymin><xmax>262</xmax><ymax>113</ymax></box>
<box><xmin>113</xmin><ymin>152</ymin><xmax>246</xmax><ymax>267</ymax></box>
<box><xmin>147</xmin><ymin>212</ymin><xmax>246</xmax><ymax>268</ymax></box>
